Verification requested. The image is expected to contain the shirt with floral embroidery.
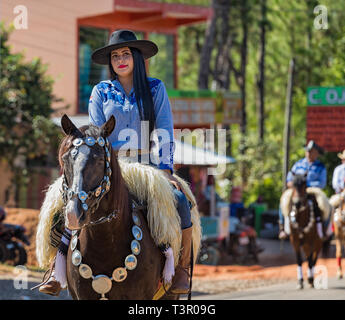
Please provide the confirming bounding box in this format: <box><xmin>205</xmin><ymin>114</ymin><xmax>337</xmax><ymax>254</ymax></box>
<box><xmin>88</xmin><ymin>77</ymin><xmax>174</xmax><ymax>172</ymax></box>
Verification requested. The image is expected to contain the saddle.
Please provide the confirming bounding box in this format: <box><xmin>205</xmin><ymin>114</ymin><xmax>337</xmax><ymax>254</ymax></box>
<box><xmin>36</xmin><ymin>159</ymin><xmax>201</xmax><ymax>269</ymax></box>
<box><xmin>329</xmin><ymin>191</ymin><xmax>345</xmax><ymax>209</ymax></box>
<box><xmin>280</xmin><ymin>187</ymin><xmax>331</xmax><ymax>221</ymax></box>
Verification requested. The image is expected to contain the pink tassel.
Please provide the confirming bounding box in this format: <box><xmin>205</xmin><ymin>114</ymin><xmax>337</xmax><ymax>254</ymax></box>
<box><xmin>162</xmin><ymin>247</ymin><xmax>175</xmax><ymax>284</ymax></box>
<box><xmin>316</xmin><ymin>222</ymin><xmax>324</xmax><ymax>239</ymax></box>
<box><xmin>54</xmin><ymin>251</ymin><xmax>67</xmax><ymax>289</ymax></box>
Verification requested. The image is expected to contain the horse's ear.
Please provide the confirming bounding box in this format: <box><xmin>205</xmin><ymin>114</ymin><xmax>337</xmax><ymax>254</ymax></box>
<box><xmin>101</xmin><ymin>116</ymin><xmax>116</xmax><ymax>138</ymax></box>
<box><xmin>61</xmin><ymin>114</ymin><xmax>79</xmax><ymax>136</ymax></box>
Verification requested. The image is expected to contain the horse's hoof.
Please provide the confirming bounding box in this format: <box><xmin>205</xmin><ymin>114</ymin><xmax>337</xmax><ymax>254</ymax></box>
<box><xmin>337</xmin><ymin>271</ymin><xmax>343</xmax><ymax>279</ymax></box>
<box><xmin>307</xmin><ymin>277</ymin><xmax>314</xmax><ymax>288</ymax></box>
<box><xmin>296</xmin><ymin>281</ymin><xmax>304</xmax><ymax>290</ymax></box>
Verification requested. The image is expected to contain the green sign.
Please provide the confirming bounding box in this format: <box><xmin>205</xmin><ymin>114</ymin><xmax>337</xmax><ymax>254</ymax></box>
<box><xmin>307</xmin><ymin>87</ymin><xmax>345</xmax><ymax>106</ymax></box>
<box><xmin>167</xmin><ymin>89</ymin><xmax>218</xmax><ymax>98</ymax></box>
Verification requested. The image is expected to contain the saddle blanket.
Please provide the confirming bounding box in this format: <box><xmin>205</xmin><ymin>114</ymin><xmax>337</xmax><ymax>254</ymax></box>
<box><xmin>280</xmin><ymin>187</ymin><xmax>331</xmax><ymax>221</ymax></box>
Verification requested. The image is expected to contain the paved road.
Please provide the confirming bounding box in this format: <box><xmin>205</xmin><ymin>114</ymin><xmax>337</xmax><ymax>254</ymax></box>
<box><xmin>2</xmin><ymin>271</ymin><xmax>344</xmax><ymax>300</ymax></box>
<box><xmin>2</xmin><ymin>277</ymin><xmax>344</xmax><ymax>300</ymax></box>
<box><xmin>189</xmin><ymin>277</ymin><xmax>345</xmax><ymax>300</ymax></box>
<box><xmin>0</xmin><ymin>275</ymin><xmax>71</xmax><ymax>300</ymax></box>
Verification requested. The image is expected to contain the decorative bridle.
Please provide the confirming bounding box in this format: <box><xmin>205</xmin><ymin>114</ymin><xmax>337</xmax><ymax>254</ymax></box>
<box><xmin>61</xmin><ymin>135</ymin><xmax>117</xmax><ymax>228</ymax></box>
<box><xmin>289</xmin><ymin>173</ymin><xmax>316</xmax><ymax>238</ymax></box>
<box><xmin>60</xmin><ymin>135</ymin><xmax>148</xmax><ymax>299</ymax></box>
<box><xmin>290</xmin><ymin>195</ymin><xmax>315</xmax><ymax>239</ymax></box>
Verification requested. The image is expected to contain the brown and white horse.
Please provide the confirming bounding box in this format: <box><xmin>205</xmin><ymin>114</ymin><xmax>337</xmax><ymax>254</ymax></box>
<box><xmin>333</xmin><ymin>197</ymin><xmax>345</xmax><ymax>279</ymax></box>
<box><xmin>59</xmin><ymin>114</ymin><xmax>178</xmax><ymax>300</ymax></box>
<box><xmin>288</xmin><ymin>173</ymin><xmax>323</xmax><ymax>289</ymax></box>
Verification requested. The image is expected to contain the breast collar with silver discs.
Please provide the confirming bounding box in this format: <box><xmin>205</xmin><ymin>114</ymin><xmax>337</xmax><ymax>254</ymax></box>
<box><xmin>290</xmin><ymin>199</ymin><xmax>315</xmax><ymax>238</ymax></box>
<box><xmin>62</xmin><ymin>135</ymin><xmax>113</xmax><ymax>222</ymax></box>
<box><xmin>70</xmin><ymin>201</ymin><xmax>144</xmax><ymax>300</ymax></box>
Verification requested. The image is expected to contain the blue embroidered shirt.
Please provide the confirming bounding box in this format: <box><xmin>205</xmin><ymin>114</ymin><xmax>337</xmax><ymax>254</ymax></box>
<box><xmin>88</xmin><ymin>77</ymin><xmax>174</xmax><ymax>172</ymax></box>
<box><xmin>286</xmin><ymin>157</ymin><xmax>327</xmax><ymax>189</ymax></box>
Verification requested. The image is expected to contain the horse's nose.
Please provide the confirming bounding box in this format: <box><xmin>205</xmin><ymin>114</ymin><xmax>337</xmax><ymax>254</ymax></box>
<box><xmin>65</xmin><ymin>200</ymin><xmax>82</xmax><ymax>230</ymax></box>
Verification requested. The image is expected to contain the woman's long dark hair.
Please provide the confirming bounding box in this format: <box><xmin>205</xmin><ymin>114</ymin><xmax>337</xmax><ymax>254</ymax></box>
<box><xmin>108</xmin><ymin>48</ymin><xmax>156</xmax><ymax>150</ymax></box>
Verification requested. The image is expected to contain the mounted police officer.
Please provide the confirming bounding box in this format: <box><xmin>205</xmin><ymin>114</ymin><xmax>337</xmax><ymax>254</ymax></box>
<box><xmin>279</xmin><ymin>140</ymin><xmax>326</xmax><ymax>240</ymax></box>
<box><xmin>332</xmin><ymin>150</ymin><xmax>345</xmax><ymax>194</ymax></box>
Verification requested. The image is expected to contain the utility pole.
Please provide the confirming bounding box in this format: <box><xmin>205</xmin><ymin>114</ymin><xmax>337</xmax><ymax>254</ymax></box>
<box><xmin>282</xmin><ymin>58</ymin><xmax>295</xmax><ymax>190</ymax></box>
<box><xmin>258</xmin><ymin>0</ymin><xmax>267</xmax><ymax>142</ymax></box>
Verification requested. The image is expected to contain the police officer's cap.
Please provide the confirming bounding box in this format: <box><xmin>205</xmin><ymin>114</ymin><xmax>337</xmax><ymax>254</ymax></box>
<box><xmin>304</xmin><ymin>140</ymin><xmax>324</xmax><ymax>154</ymax></box>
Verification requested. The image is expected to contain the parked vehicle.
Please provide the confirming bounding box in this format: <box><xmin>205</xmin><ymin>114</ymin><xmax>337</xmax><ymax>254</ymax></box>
<box><xmin>198</xmin><ymin>238</ymin><xmax>222</xmax><ymax>266</ymax></box>
<box><xmin>197</xmin><ymin>210</ymin><xmax>230</xmax><ymax>266</ymax></box>
<box><xmin>227</xmin><ymin>209</ymin><xmax>264</xmax><ymax>264</ymax></box>
<box><xmin>0</xmin><ymin>223</ymin><xmax>30</xmax><ymax>266</ymax></box>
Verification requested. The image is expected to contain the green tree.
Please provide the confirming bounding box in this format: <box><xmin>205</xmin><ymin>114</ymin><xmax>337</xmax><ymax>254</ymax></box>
<box><xmin>149</xmin><ymin>1</ymin><xmax>345</xmax><ymax>209</ymax></box>
<box><xmin>0</xmin><ymin>23</ymin><xmax>64</xmax><ymax>203</ymax></box>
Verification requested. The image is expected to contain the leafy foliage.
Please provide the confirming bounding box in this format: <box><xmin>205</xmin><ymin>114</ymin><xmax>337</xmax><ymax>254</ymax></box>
<box><xmin>3</xmin><ymin>1</ymin><xmax>344</xmax><ymax>209</ymax></box>
<box><xmin>165</xmin><ymin>1</ymin><xmax>345</xmax><ymax>209</ymax></box>
<box><xmin>0</xmin><ymin>23</ymin><xmax>63</xmax><ymax>194</ymax></box>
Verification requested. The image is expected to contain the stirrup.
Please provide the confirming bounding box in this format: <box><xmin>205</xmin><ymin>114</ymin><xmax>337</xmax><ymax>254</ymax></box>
<box><xmin>30</xmin><ymin>258</ymin><xmax>56</xmax><ymax>291</ymax></box>
<box><xmin>169</xmin><ymin>266</ymin><xmax>191</xmax><ymax>294</ymax></box>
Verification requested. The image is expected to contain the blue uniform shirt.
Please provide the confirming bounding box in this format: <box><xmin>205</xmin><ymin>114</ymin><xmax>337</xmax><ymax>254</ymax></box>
<box><xmin>332</xmin><ymin>163</ymin><xmax>345</xmax><ymax>193</ymax></box>
<box><xmin>88</xmin><ymin>77</ymin><xmax>174</xmax><ymax>172</ymax></box>
<box><xmin>286</xmin><ymin>157</ymin><xmax>327</xmax><ymax>189</ymax></box>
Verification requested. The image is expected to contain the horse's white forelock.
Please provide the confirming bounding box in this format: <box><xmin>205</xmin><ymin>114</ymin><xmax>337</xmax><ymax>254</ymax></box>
<box><xmin>65</xmin><ymin>145</ymin><xmax>90</xmax><ymax>221</ymax></box>
<box><xmin>71</xmin><ymin>145</ymin><xmax>90</xmax><ymax>193</ymax></box>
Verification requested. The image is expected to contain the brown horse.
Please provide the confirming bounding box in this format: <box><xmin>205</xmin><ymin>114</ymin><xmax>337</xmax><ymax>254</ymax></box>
<box><xmin>288</xmin><ymin>173</ymin><xmax>323</xmax><ymax>289</ymax></box>
<box><xmin>59</xmin><ymin>114</ymin><xmax>178</xmax><ymax>300</ymax></box>
<box><xmin>333</xmin><ymin>197</ymin><xmax>345</xmax><ymax>279</ymax></box>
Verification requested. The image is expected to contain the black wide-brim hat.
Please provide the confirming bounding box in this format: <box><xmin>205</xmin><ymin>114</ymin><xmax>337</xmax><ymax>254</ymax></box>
<box><xmin>91</xmin><ymin>29</ymin><xmax>158</xmax><ymax>65</ymax></box>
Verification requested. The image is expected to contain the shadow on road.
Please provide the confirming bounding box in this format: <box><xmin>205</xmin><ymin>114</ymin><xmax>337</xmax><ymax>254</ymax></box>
<box><xmin>218</xmin><ymin>238</ymin><xmax>337</xmax><ymax>268</ymax></box>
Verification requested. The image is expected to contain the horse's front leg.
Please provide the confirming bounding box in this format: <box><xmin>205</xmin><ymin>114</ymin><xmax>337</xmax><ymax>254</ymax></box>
<box><xmin>336</xmin><ymin>238</ymin><xmax>343</xmax><ymax>279</ymax></box>
<box><xmin>307</xmin><ymin>253</ymin><xmax>315</xmax><ymax>288</ymax></box>
<box><xmin>295</xmin><ymin>250</ymin><xmax>304</xmax><ymax>290</ymax></box>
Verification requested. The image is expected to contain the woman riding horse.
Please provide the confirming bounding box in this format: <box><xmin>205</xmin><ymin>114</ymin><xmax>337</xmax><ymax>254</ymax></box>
<box><xmin>38</xmin><ymin>30</ymin><xmax>194</xmax><ymax>296</ymax></box>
